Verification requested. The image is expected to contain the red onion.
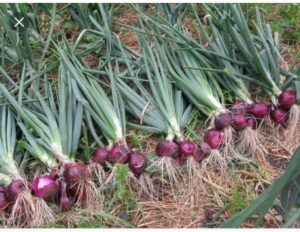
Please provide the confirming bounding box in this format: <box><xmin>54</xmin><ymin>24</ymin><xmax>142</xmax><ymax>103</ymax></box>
<box><xmin>128</xmin><ymin>151</ymin><xmax>148</xmax><ymax>174</ymax></box>
<box><xmin>7</xmin><ymin>180</ymin><xmax>26</xmax><ymax>202</ymax></box>
<box><xmin>109</xmin><ymin>143</ymin><xmax>130</xmax><ymax>164</ymax></box>
<box><xmin>232</xmin><ymin>100</ymin><xmax>249</xmax><ymax>114</ymax></box>
<box><xmin>233</xmin><ymin>113</ymin><xmax>248</xmax><ymax>131</ymax></box>
<box><xmin>63</xmin><ymin>162</ymin><xmax>92</xmax><ymax>183</ymax></box>
<box><xmin>0</xmin><ymin>186</ymin><xmax>8</xmax><ymax>209</ymax></box>
<box><xmin>271</xmin><ymin>107</ymin><xmax>288</xmax><ymax>124</ymax></box>
<box><xmin>91</xmin><ymin>147</ymin><xmax>110</xmax><ymax>165</ymax></box>
<box><xmin>155</xmin><ymin>140</ymin><xmax>180</xmax><ymax>158</ymax></box>
<box><xmin>249</xmin><ymin>103</ymin><xmax>269</xmax><ymax>118</ymax></box>
<box><xmin>214</xmin><ymin>112</ymin><xmax>232</xmax><ymax>130</ymax></box>
<box><xmin>278</xmin><ymin>90</ymin><xmax>296</xmax><ymax>110</ymax></box>
<box><xmin>204</xmin><ymin>129</ymin><xmax>223</xmax><ymax>149</ymax></box>
<box><xmin>180</xmin><ymin>140</ymin><xmax>196</xmax><ymax>156</ymax></box>
<box><xmin>32</xmin><ymin>175</ymin><xmax>59</xmax><ymax>201</ymax></box>
<box><xmin>192</xmin><ymin>143</ymin><xmax>211</xmax><ymax>162</ymax></box>
<box><xmin>200</xmin><ymin>142</ymin><xmax>212</xmax><ymax>154</ymax></box>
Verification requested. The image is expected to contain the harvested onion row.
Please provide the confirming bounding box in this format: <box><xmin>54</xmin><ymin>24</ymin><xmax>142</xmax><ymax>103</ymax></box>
<box><xmin>0</xmin><ymin>61</ymin><xmax>101</xmax><ymax>214</ymax></box>
<box><xmin>222</xmin><ymin>5</ymin><xmax>299</xmax><ymax>134</ymax></box>
<box><xmin>57</xmin><ymin>42</ymin><xmax>149</xmax><ymax>192</ymax></box>
<box><xmin>115</xmin><ymin>34</ymin><xmax>208</xmax><ymax>184</ymax></box>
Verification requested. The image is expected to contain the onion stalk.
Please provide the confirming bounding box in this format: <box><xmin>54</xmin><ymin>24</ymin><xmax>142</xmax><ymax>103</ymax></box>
<box><xmin>222</xmin><ymin>4</ymin><xmax>299</xmax><ymax>128</ymax></box>
<box><xmin>0</xmin><ymin>62</ymin><xmax>101</xmax><ymax>212</ymax></box>
<box><xmin>132</xmin><ymin>4</ymin><xmax>262</xmax><ymax>168</ymax></box>
<box><xmin>204</xmin><ymin>3</ymin><xmax>299</xmax><ymax>146</ymax></box>
<box><xmin>115</xmin><ymin>34</ymin><xmax>208</xmax><ymax>183</ymax></box>
<box><xmin>156</xmin><ymin>41</ymin><xmax>233</xmax><ymax>169</ymax></box>
<box><xmin>182</xmin><ymin>5</ymin><xmax>266</xmax><ymax>158</ymax></box>
<box><xmin>56</xmin><ymin>42</ymin><xmax>148</xmax><ymax>189</ymax></box>
<box><xmin>0</xmin><ymin>105</ymin><xmax>54</xmax><ymax>227</ymax></box>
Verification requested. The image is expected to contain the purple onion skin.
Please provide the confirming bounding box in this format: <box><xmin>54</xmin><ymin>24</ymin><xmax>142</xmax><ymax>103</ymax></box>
<box><xmin>233</xmin><ymin>114</ymin><xmax>248</xmax><ymax>131</ymax></box>
<box><xmin>0</xmin><ymin>186</ymin><xmax>8</xmax><ymax>209</ymax></box>
<box><xmin>128</xmin><ymin>151</ymin><xmax>148</xmax><ymax>175</ymax></box>
<box><xmin>271</xmin><ymin>107</ymin><xmax>288</xmax><ymax>124</ymax></box>
<box><xmin>7</xmin><ymin>180</ymin><xmax>26</xmax><ymax>202</ymax></box>
<box><xmin>200</xmin><ymin>143</ymin><xmax>212</xmax><ymax>154</ymax></box>
<box><xmin>249</xmin><ymin>103</ymin><xmax>270</xmax><ymax>118</ymax></box>
<box><xmin>232</xmin><ymin>100</ymin><xmax>249</xmax><ymax>114</ymax></box>
<box><xmin>278</xmin><ymin>90</ymin><xmax>297</xmax><ymax>110</ymax></box>
<box><xmin>247</xmin><ymin>118</ymin><xmax>257</xmax><ymax>130</ymax></box>
<box><xmin>32</xmin><ymin>175</ymin><xmax>59</xmax><ymax>201</ymax></box>
<box><xmin>63</xmin><ymin>162</ymin><xmax>92</xmax><ymax>183</ymax></box>
<box><xmin>63</xmin><ymin>163</ymin><xmax>93</xmax><ymax>204</ymax></box>
<box><xmin>180</xmin><ymin>140</ymin><xmax>196</xmax><ymax>156</ymax></box>
<box><xmin>192</xmin><ymin>143</ymin><xmax>211</xmax><ymax>162</ymax></box>
<box><xmin>91</xmin><ymin>147</ymin><xmax>110</xmax><ymax>165</ymax></box>
<box><xmin>155</xmin><ymin>140</ymin><xmax>180</xmax><ymax>158</ymax></box>
<box><xmin>214</xmin><ymin>112</ymin><xmax>233</xmax><ymax>130</ymax></box>
<box><xmin>204</xmin><ymin>129</ymin><xmax>223</xmax><ymax>150</ymax></box>
<box><xmin>109</xmin><ymin>144</ymin><xmax>130</xmax><ymax>164</ymax></box>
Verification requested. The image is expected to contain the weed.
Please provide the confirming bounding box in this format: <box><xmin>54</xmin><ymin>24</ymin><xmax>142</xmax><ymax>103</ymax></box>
<box><xmin>114</xmin><ymin>164</ymin><xmax>138</xmax><ymax>212</ymax></box>
<box><xmin>229</xmin><ymin>187</ymin><xmax>247</xmax><ymax>215</ymax></box>
<box><xmin>127</xmin><ymin>130</ymin><xmax>151</xmax><ymax>150</ymax></box>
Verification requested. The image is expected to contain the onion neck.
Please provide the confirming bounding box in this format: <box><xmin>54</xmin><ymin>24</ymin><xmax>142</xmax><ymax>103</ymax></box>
<box><xmin>52</xmin><ymin>142</ymin><xmax>73</xmax><ymax>163</ymax></box>
<box><xmin>214</xmin><ymin>107</ymin><xmax>229</xmax><ymax>116</ymax></box>
<box><xmin>208</xmin><ymin>95</ymin><xmax>224</xmax><ymax>112</ymax></box>
<box><xmin>0</xmin><ymin>173</ymin><xmax>12</xmax><ymax>186</ymax></box>
<box><xmin>272</xmin><ymin>84</ymin><xmax>282</xmax><ymax>97</ymax></box>
<box><xmin>271</xmin><ymin>95</ymin><xmax>278</xmax><ymax>106</ymax></box>
<box><xmin>236</xmin><ymin>89</ymin><xmax>253</xmax><ymax>105</ymax></box>
<box><xmin>1</xmin><ymin>158</ymin><xmax>22</xmax><ymax>180</ymax></box>
<box><xmin>113</xmin><ymin>118</ymin><xmax>123</xmax><ymax>141</ymax></box>
<box><xmin>168</xmin><ymin>116</ymin><xmax>182</xmax><ymax>140</ymax></box>
<box><xmin>166</xmin><ymin>131</ymin><xmax>175</xmax><ymax>141</ymax></box>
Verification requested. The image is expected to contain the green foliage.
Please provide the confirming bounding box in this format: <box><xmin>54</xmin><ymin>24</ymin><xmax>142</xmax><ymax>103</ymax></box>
<box><xmin>74</xmin><ymin>220</ymin><xmax>106</xmax><ymax>228</ymax></box>
<box><xmin>228</xmin><ymin>185</ymin><xmax>256</xmax><ymax>216</ymax></box>
<box><xmin>241</xmin><ymin>4</ymin><xmax>300</xmax><ymax>46</ymax></box>
<box><xmin>186</xmin><ymin>109</ymin><xmax>202</xmax><ymax>140</ymax></box>
<box><xmin>127</xmin><ymin>130</ymin><xmax>148</xmax><ymax>150</ymax></box>
<box><xmin>229</xmin><ymin>188</ymin><xmax>247</xmax><ymax>215</ymax></box>
<box><xmin>114</xmin><ymin>164</ymin><xmax>137</xmax><ymax>212</ymax></box>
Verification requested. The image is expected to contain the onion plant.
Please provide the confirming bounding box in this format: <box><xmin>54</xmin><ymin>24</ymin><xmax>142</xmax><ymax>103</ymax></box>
<box><xmin>0</xmin><ymin>62</ymin><xmax>101</xmax><ymax>212</ymax></box>
<box><xmin>176</xmin><ymin>4</ymin><xmax>266</xmax><ymax>157</ymax></box>
<box><xmin>221</xmin><ymin>4</ymin><xmax>299</xmax><ymax>131</ymax></box>
<box><xmin>129</xmin><ymin>5</ymin><xmax>246</xmax><ymax>170</ymax></box>
<box><xmin>198</xmin><ymin>3</ymin><xmax>300</xmax><ymax>148</ymax></box>
<box><xmin>56</xmin><ymin>41</ymin><xmax>148</xmax><ymax>187</ymax></box>
<box><xmin>0</xmin><ymin>105</ymin><xmax>55</xmax><ymax>227</ymax></box>
<box><xmin>115</xmin><ymin>35</ymin><xmax>206</xmax><ymax>183</ymax></box>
